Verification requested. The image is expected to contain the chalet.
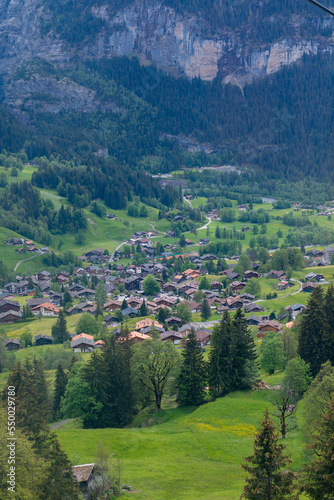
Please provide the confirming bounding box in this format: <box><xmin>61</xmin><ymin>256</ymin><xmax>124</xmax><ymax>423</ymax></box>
<box><xmin>94</xmin><ymin>340</ymin><xmax>105</xmax><ymax>348</ymax></box>
<box><xmin>104</xmin><ymin>300</ymin><xmax>122</xmax><ymax>312</ymax></box>
<box><xmin>31</xmin><ymin>302</ymin><xmax>59</xmax><ymax>317</ymax></box>
<box><xmin>165</xmin><ymin>316</ymin><xmax>182</xmax><ymax>328</ymax></box>
<box><xmin>199</xmin><ymin>238</ymin><xmax>210</xmax><ymax>245</ymax></box>
<box><xmin>27</xmin><ymin>298</ymin><xmax>49</xmax><ymax>309</ymax></box>
<box><xmin>246</xmin><ymin>315</ymin><xmax>264</xmax><ymax>326</ymax></box>
<box><xmin>5</xmin><ymin>338</ymin><xmax>21</xmax><ymax>351</ymax></box>
<box><xmin>257</xmin><ymin>320</ymin><xmax>282</xmax><ymax>338</ymax></box>
<box><xmin>135</xmin><ymin>318</ymin><xmax>163</xmax><ymax>332</ymax></box>
<box><xmin>0</xmin><ymin>310</ymin><xmax>22</xmax><ymax>324</ymax></box>
<box><xmin>304</xmin><ymin>272</ymin><xmax>325</xmax><ymax>282</ymax></box>
<box><xmin>73</xmin><ymin>289</ymin><xmax>95</xmax><ymax>299</ymax></box>
<box><xmin>194</xmin><ymin>330</ymin><xmax>212</xmax><ymax>347</ymax></box>
<box><xmin>268</xmin><ymin>270</ymin><xmax>286</xmax><ymax>279</ymax></box>
<box><xmin>178</xmin><ymin>323</ymin><xmax>200</xmax><ymax>336</ymax></box>
<box><xmin>217</xmin><ymin>305</ymin><xmax>229</xmax><ymax>313</ymax></box>
<box><xmin>230</xmin><ymin>281</ymin><xmax>246</xmax><ymax>292</ymax></box>
<box><xmin>0</xmin><ymin>299</ymin><xmax>20</xmax><ymax>314</ymax></box>
<box><xmin>123</xmin><ymin>331</ymin><xmax>151</xmax><ymax>343</ymax></box>
<box><xmin>159</xmin><ymin>331</ymin><xmax>184</xmax><ymax>344</ymax></box>
<box><xmin>244</xmin><ymin>303</ymin><xmax>265</xmax><ymax>314</ymax></box>
<box><xmin>72</xmin><ymin>463</ymin><xmax>96</xmax><ymax>499</ymax></box>
<box><xmin>184</xmin><ymin>301</ymin><xmax>201</xmax><ymax>313</ymax></box>
<box><xmin>104</xmin><ymin>314</ymin><xmax>118</xmax><ymax>325</ymax></box>
<box><xmin>172</xmin><ymin>275</ymin><xmax>184</xmax><ymax>284</ymax></box>
<box><xmin>162</xmin><ymin>283</ymin><xmax>176</xmax><ymax>292</ymax></box>
<box><xmin>239</xmin><ymin>293</ymin><xmax>255</xmax><ymax>302</ymax></box>
<box><xmin>154</xmin><ymin>297</ymin><xmax>175</xmax><ymax>308</ymax></box>
<box><xmin>226</xmin><ymin>272</ymin><xmax>242</xmax><ymax>281</ymax></box>
<box><xmin>85</xmin><ymin>248</ymin><xmax>104</xmax><ymax>260</ymax></box>
<box><xmin>71</xmin><ymin>333</ymin><xmax>95</xmax><ymax>353</ymax></box>
<box><xmin>68</xmin><ymin>284</ymin><xmax>86</xmax><ymax>294</ymax></box>
<box><xmin>200</xmin><ymin>254</ymin><xmax>216</xmax><ymax>261</ymax></box>
<box><xmin>302</xmin><ymin>282</ymin><xmax>317</xmax><ymax>293</ymax></box>
<box><xmin>223</xmin><ymin>297</ymin><xmax>243</xmax><ymax>310</ymax></box>
<box><xmin>184</xmin><ymin>288</ymin><xmax>197</xmax><ymax>299</ymax></box>
<box><xmin>38</xmin><ymin>271</ymin><xmax>51</xmax><ymax>281</ymax></box>
<box><xmin>34</xmin><ymin>334</ymin><xmax>53</xmax><ymax>346</ymax></box>
<box><xmin>277</xmin><ymin>281</ymin><xmax>290</xmax><ymax>291</ymax></box>
<box><xmin>124</xmin><ymin>276</ymin><xmax>142</xmax><ymax>291</ymax></box>
<box><xmin>241</xmin><ymin>226</ymin><xmax>250</xmax><ymax>232</ymax></box>
<box><xmin>244</xmin><ymin>270</ymin><xmax>259</xmax><ymax>279</ymax></box>
<box><xmin>210</xmin><ymin>281</ymin><xmax>221</xmax><ymax>290</ymax></box>
<box><xmin>121</xmin><ymin>307</ymin><xmax>138</xmax><ymax>318</ymax></box>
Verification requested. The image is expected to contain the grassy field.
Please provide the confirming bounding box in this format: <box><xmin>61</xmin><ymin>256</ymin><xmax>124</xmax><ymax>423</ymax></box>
<box><xmin>56</xmin><ymin>388</ymin><xmax>308</xmax><ymax>499</ymax></box>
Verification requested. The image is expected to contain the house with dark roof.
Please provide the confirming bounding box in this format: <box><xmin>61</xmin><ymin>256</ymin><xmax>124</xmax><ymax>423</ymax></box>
<box><xmin>34</xmin><ymin>334</ymin><xmax>53</xmax><ymax>346</ymax></box>
<box><xmin>5</xmin><ymin>338</ymin><xmax>21</xmax><ymax>351</ymax></box>
<box><xmin>72</xmin><ymin>464</ymin><xmax>96</xmax><ymax>499</ymax></box>
<box><xmin>71</xmin><ymin>333</ymin><xmax>95</xmax><ymax>352</ymax></box>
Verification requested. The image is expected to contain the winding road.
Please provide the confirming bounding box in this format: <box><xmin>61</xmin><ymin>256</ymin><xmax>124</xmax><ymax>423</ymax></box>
<box><xmin>14</xmin><ymin>250</ymin><xmax>43</xmax><ymax>272</ymax></box>
<box><xmin>254</xmin><ymin>278</ymin><xmax>303</xmax><ymax>303</ymax></box>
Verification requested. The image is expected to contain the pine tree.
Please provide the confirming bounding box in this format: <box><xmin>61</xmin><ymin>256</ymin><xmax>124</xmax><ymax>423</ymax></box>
<box><xmin>51</xmin><ymin>309</ymin><xmax>70</xmax><ymax>344</ymax></box>
<box><xmin>242</xmin><ymin>408</ymin><xmax>297</xmax><ymax>500</ymax></box>
<box><xmin>298</xmin><ymin>287</ymin><xmax>329</xmax><ymax>377</ymax></box>
<box><xmin>232</xmin><ymin>308</ymin><xmax>258</xmax><ymax>390</ymax></box>
<box><xmin>100</xmin><ymin>335</ymin><xmax>136</xmax><ymax>427</ymax></box>
<box><xmin>53</xmin><ymin>363</ymin><xmax>68</xmax><ymax>420</ymax></box>
<box><xmin>140</xmin><ymin>299</ymin><xmax>148</xmax><ymax>317</ymax></box>
<box><xmin>201</xmin><ymin>297</ymin><xmax>211</xmax><ymax>321</ymax></box>
<box><xmin>208</xmin><ymin>312</ymin><xmax>234</xmax><ymax>397</ymax></box>
<box><xmin>301</xmin><ymin>395</ymin><xmax>334</xmax><ymax>499</ymax></box>
<box><xmin>121</xmin><ymin>298</ymin><xmax>128</xmax><ymax>310</ymax></box>
<box><xmin>324</xmin><ymin>284</ymin><xmax>334</xmax><ymax>364</ymax></box>
<box><xmin>176</xmin><ymin>329</ymin><xmax>207</xmax><ymax>406</ymax></box>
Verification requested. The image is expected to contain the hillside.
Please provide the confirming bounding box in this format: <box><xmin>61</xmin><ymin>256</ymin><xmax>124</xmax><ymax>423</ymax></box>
<box><xmin>0</xmin><ymin>0</ymin><xmax>332</xmax><ymax>188</ymax></box>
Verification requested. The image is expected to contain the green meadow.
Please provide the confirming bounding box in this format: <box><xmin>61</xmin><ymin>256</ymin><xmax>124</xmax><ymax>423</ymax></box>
<box><xmin>56</xmin><ymin>389</ymin><xmax>308</xmax><ymax>500</ymax></box>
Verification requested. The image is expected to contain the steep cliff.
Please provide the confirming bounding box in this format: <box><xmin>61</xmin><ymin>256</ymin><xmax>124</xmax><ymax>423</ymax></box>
<box><xmin>0</xmin><ymin>0</ymin><xmax>333</xmax><ymax>92</ymax></box>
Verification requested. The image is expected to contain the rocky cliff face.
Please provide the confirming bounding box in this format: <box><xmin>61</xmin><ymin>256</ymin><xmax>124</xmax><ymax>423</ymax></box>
<box><xmin>0</xmin><ymin>0</ymin><xmax>333</xmax><ymax>111</ymax></box>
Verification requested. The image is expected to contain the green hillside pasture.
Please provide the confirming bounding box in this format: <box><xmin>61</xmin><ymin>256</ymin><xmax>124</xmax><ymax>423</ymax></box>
<box><xmin>2</xmin><ymin>313</ymin><xmax>81</xmax><ymax>339</ymax></box>
<box><xmin>57</xmin><ymin>390</ymin><xmax>307</xmax><ymax>500</ymax></box>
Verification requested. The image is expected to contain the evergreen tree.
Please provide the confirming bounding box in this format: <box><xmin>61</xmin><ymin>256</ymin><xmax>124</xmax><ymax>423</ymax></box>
<box><xmin>208</xmin><ymin>312</ymin><xmax>234</xmax><ymax>398</ymax></box>
<box><xmin>301</xmin><ymin>395</ymin><xmax>334</xmax><ymax>499</ymax></box>
<box><xmin>324</xmin><ymin>284</ymin><xmax>334</xmax><ymax>364</ymax></box>
<box><xmin>242</xmin><ymin>408</ymin><xmax>297</xmax><ymax>500</ymax></box>
<box><xmin>101</xmin><ymin>335</ymin><xmax>136</xmax><ymax>426</ymax></box>
<box><xmin>140</xmin><ymin>299</ymin><xmax>148</xmax><ymax>316</ymax></box>
<box><xmin>121</xmin><ymin>298</ymin><xmax>128</xmax><ymax>310</ymax></box>
<box><xmin>51</xmin><ymin>309</ymin><xmax>70</xmax><ymax>344</ymax></box>
<box><xmin>298</xmin><ymin>287</ymin><xmax>329</xmax><ymax>377</ymax></box>
<box><xmin>62</xmin><ymin>289</ymin><xmax>72</xmax><ymax>307</ymax></box>
<box><xmin>176</xmin><ymin>329</ymin><xmax>207</xmax><ymax>406</ymax></box>
<box><xmin>53</xmin><ymin>363</ymin><xmax>68</xmax><ymax>420</ymax></box>
<box><xmin>201</xmin><ymin>297</ymin><xmax>211</xmax><ymax>321</ymax></box>
<box><xmin>232</xmin><ymin>308</ymin><xmax>258</xmax><ymax>390</ymax></box>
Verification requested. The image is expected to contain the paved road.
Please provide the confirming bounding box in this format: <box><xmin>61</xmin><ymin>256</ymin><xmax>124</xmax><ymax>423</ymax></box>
<box><xmin>183</xmin><ymin>196</ymin><xmax>193</xmax><ymax>209</ymax></box>
<box><xmin>255</xmin><ymin>278</ymin><xmax>303</xmax><ymax>303</ymax></box>
<box><xmin>198</xmin><ymin>217</ymin><xmax>212</xmax><ymax>231</ymax></box>
<box><xmin>50</xmin><ymin>419</ymin><xmax>74</xmax><ymax>430</ymax></box>
<box><xmin>14</xmin><ymin>251</ymin><xmax>43</xmax><ymax>272</ymax></box>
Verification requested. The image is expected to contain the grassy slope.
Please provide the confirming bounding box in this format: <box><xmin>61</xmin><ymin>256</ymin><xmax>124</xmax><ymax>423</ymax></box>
<box><xmin>56</xmin><ymin>389</ymin><xmax>307</xmax><ymax>500</ymax></box>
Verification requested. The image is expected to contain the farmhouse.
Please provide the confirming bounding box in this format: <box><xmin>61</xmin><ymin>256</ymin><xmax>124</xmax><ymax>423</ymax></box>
<box><xmin>302</xmin><ymin>282</ymin><xmax>317</xmax><ymax>293</ymax></box>
<box><xmin>71</xmin><ymin>333</ymin><xmax>95</xmax><ymax>353</ymax></box>
<box><xmin>31</xmin><ymin>302</ymin><xmax>59</xmax><ymax>317</ymax></box>
<box><xmin>72</xmin><ymin>463</ymin><xmax>96</xmax><ymax>499</ymax></box>
<box><xmin>34</xmin><ymin>334</ymin><xmax>53</xmax><ymax>346</ymax></box>
<box><xmin>257</xmin><ymin>320</ymin><xmax>282</xmax><ymax>338</ymax></box>
<box><xmin>5</xmin><ymin>338</ymin><xmax>21</xmax><ymax>351</ymax></box>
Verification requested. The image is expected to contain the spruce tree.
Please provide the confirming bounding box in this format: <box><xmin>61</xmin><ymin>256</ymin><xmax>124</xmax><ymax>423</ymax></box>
<box><xmin>298</xmin><ymin>287</ymin><xmax>329</xmax><ymax>377</ymax></box>
<box><xmin>100</xmin><ymin>335</ymin><xmax>136</xmax><ymax>427</ymax></box>
<box><xmin>121</xmin><ymin>298</ymin><xmax>128</xmax><ymax>310</ymax></box>
<box><xmin>53</xmin><ymin>363</ymin><xmax>68</xmax><ymax>420</ymax></box>
<box><xmin>232</xmin><ymin>308</ymin><xmax>258</xmax><ymax>390</ymax></box>
<box><xmin>208</xmin><ymin>312</ymin><xmax>234</xmax><ymax>397</ymax></box>
<box><xmin>301</xmin><ymin>395</ymin><xmax>334</xmax><ymax>499</ymax></box>
<box><xmin>242</xmin><ymin>408</ymin><xmax>297</xmax><ymax>500</ymax></box>
<box><xmin>176</xmin><ymin>329</ymin><xmax>207</xmax><ymax>406</ymax></box>
<box><xmin>51</xmin><ymin>309</ymin><xmax>70</xmax><ymax>344</ymax></box>
<box><xmin>324</xmin><ymin>284</ymin><xmax>334</xmax><ymax>364</ymax></box>
<box><xmin>140</xmin><ymin>299</ymin><xmax>148</xmax><ymax>317</ymax></box>
<box><xmin>201</xmin><ymin>297</ymin><xmax>211</xmax><ymax>321</ymax></box>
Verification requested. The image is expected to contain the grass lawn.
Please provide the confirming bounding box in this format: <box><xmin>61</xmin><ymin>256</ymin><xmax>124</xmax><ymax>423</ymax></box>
<box><xmin>56</xmin><ymin>389</ymin><xmax>308</xmax><ymax>499</ymax></box>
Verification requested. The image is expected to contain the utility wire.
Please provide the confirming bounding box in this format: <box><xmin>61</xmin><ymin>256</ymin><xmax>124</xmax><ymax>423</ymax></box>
<box><xmin>306</xmin><ymin>0</ymin><xmax>334</xmax><ymax>15</ymax></box>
